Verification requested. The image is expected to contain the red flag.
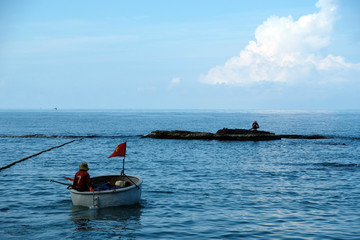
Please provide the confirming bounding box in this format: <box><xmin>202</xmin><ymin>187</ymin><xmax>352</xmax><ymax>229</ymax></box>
<box><xmin>108</xmin><ymin>142</ymin><xmax>126</xmax><ymax>158</ymax></box>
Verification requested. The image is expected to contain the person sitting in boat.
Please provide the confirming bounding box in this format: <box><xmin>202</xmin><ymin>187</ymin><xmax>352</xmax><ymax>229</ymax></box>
<box><xmin>72</xmin><ymin>162</ymin><xmax>94</xmax><ymax>192</ymax></box>
<box><xmin>252</xmin><ymin>120</ymin><xmax>259</xmax><ymax>130</ymax></box>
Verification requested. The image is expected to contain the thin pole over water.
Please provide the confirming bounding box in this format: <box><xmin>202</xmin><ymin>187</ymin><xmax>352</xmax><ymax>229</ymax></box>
<box><xmin>0</xmin><ymin>138</ymin><xmax>83</xmax><ymax>171</ymax></box>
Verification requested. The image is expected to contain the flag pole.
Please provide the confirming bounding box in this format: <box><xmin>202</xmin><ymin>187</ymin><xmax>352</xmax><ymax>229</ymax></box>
<box><xmin>122</xmin><ymin>155</ymin><xmax>125</xmax><ymax>177</ymax></box>
<box><xmin>122</xmin><ymin>142</ymin><xmax>127</xmax><ymax>177</ymax></box>
<box><xmin>108</xmin><ymin>142</ymin><xmax>127</xmax><ymax>180</ymax></box>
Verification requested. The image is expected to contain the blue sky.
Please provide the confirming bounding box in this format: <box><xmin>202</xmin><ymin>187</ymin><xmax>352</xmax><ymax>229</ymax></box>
<box><xmin>0</xmin><ymin>0</ymin><xmax>359</xmax><ymax>110</ymax></box>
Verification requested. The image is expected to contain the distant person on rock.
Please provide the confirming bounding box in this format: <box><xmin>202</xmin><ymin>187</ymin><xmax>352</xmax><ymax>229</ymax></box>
<box><xmin>252</xmin><ymin>121</ymin><xmax>259</xmax><ymax>130</ymax></box>
<box><xmin>72</xmin><ymin>162</ymin><xmax>94</xmax><ymax>191</ymax></box>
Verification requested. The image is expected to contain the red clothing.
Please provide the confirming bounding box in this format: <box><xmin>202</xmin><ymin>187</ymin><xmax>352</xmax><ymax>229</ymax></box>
<box><xmin>72</xmin><ymin>170</ymin><xmax>92</xmax><ymax>191</ymax></box>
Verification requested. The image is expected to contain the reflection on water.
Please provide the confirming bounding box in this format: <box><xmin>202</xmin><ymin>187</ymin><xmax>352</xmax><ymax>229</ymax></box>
<box><xmin>70</xmin><ymin>203</ymin><xmax>143</xmax><ymax>237</ymax></box>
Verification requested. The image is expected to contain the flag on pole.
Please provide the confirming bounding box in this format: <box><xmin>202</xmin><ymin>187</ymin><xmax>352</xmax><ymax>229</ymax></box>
<box><xmin>108</xmin><ymin>142</ymin><xmax>127</xmax><ymax>158</ymax></box>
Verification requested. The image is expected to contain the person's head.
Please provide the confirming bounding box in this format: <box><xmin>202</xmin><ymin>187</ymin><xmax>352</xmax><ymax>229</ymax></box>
<box><xmin>79</xmin><ymin>162</ymin><xmax>89</xmax><ymax>171</ymax></box>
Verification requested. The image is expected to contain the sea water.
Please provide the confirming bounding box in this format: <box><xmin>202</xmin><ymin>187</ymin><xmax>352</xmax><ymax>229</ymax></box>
<box><xmin>0</xmin><ymin>110</ymin><xmax>359</xmax><ymax>239</ymax></box>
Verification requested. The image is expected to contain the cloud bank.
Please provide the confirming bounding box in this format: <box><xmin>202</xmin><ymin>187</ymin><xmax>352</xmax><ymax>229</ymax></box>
<box><xmin>202</xmin><ymin>0</ymin><xmax>359</xmax><ymax>85</ymax></box>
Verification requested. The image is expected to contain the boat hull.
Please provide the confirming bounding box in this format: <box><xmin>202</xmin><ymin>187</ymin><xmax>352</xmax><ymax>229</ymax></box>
<box><xmin>69</xmin><ymin>175</ymin><xmax>142</xmax><ymax>208</ymax></box>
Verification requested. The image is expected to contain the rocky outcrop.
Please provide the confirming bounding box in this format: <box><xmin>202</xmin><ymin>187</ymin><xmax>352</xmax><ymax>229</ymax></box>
<box><xmin>278</xmin><ymin>134</ymin><xmax>328</xmax><ymax>139</ymax></box>
<box><xmin>143</xmin><ymin>128</ymin><xmax>280</xmax><ymax>141</ymax></box>
<box><xmin>143</xmin><ymin>130</ymin><xmax>214</xmax><ymax>140</ymax></box>
<box><xmin>214</xmin><ymin>128</ymin><xmax>281</xmax><ymax>141</ymax></box>
<box><xmin>142</xmin><ymin>128</ymin><xmax>329</xmax><ymax>141</ymax></box>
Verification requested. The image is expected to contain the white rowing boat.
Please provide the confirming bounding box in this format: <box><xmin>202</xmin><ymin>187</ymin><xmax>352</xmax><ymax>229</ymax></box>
<box><xmin>69</xmin><ymin>174</ymin><xmax>142</xmax><ymax>208</ymax></box>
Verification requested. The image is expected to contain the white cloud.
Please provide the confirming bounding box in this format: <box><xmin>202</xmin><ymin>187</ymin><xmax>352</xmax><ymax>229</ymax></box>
<box><xmin>168</xmin><ymin>77</ymin><xmax>181</xmax><ymax>89</ymax></box>
<box><xmin>202</xmin><ymin>0</ymin><xmax>360</xmax><ymax>85</ymax></box>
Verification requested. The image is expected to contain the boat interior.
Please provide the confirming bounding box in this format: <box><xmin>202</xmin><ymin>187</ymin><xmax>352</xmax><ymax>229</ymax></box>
<box><xmin>91</xmin><ymin>175</ymin><xmax>140</xmax><ymax>188</ymax></box>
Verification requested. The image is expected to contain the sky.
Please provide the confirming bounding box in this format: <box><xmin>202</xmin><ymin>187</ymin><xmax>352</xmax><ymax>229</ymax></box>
<box><xmin>0</xmin><ymin>0</ymin><xmax>359</xmax><ymax>110</ymax></box>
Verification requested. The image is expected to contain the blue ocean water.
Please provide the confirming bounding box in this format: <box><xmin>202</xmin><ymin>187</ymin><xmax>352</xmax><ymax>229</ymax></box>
<box><xmin>0</xmin><ymin>110</ymin><xmax>359</xmax><ymax>239</ymax></box>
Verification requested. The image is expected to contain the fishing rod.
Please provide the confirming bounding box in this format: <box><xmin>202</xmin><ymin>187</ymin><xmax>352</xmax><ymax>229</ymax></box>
<box><xmin>49</xmin><ymin>179</ymin><xmax>72</xmax><ymax>187</ymax></box>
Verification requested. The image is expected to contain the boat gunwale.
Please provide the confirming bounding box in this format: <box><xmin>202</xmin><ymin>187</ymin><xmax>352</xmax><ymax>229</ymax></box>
<box><xmin>69</xmin><ymin>174</ymin><xmax>142</xmax><ymax>195</ymax></box>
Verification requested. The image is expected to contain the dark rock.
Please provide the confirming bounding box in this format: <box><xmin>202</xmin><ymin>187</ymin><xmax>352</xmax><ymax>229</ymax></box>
<box><xmin>142</xmin><ymin>130</ymin><xmax>214</xmax><ymax>140</ymax></box>
<box><xmin>214</xmin><ymin>128</ymin><xmax>281</xmax><ymax>141</ymax></box>
<box><xmin>142</xmin><ymin>128</ymin><xmax>330</xmax><ymax>141</ymax></box>
<box><xmin>279</xmin><ymin>134</ymin><xmax>329</xmax><ymax>139</ymax></box>
<box><xmin>142</xmin><ymin>128</ymin><xmax>281</xmax><ymax>141</ymax></box>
